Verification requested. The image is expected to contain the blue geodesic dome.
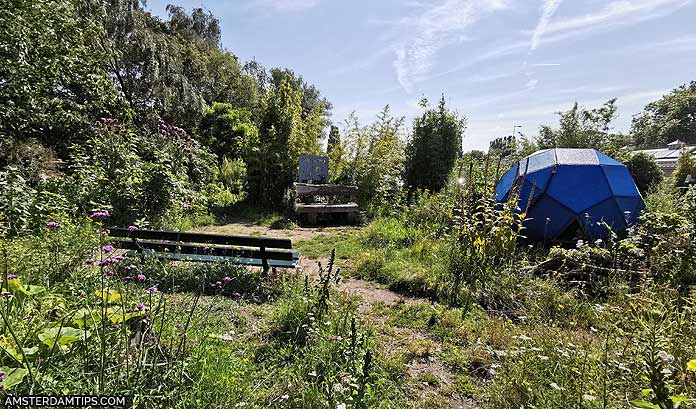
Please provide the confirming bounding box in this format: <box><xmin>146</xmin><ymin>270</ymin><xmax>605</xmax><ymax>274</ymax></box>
<box><xmin>495</xmin><ymin>148</ymin><xmax>644</xmax><ymax>242</ymax></box>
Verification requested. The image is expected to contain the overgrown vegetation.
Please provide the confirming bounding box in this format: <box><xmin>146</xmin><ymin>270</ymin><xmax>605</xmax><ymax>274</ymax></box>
<box><xmin>3</xmin><ymin>0</ymin><xmax>696</xmax><ymax>407</ymax></box>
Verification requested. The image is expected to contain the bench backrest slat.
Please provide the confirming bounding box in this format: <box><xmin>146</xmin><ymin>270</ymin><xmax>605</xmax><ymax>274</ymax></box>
<box><xmin>108</xmin><ymin>227</ymin><xmax>292</xmax><ymax>249</ymax></box>
<box><xmin>114</xmin><ymin>240</ymin><xmax>298</xmax><ymax>261</ymax></box>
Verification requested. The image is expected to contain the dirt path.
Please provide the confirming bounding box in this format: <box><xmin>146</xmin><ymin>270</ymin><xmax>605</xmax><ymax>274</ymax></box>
<box><xmin>195</xmin><ymin>222</ymin><xmax>360</xmax><ymax>242</ymax></box>
<box><xmin>299</xmin><ymin>256</ymin><xmax>477</xmax><ymax>409</ymax></box>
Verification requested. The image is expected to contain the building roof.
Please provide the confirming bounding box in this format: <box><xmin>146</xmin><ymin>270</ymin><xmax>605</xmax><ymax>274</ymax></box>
<box><xmin>634</xmin><ymin>143</ymin><xmax>696</xmax><ymax>162</ymax></box>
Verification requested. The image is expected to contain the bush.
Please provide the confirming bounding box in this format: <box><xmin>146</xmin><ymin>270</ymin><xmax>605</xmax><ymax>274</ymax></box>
<box><xmin>626</xmin><ymin>152</ymin><xmax>664</xmax><ymax>194</ymax></box>
<box><xmin>61</xmin><ymin>119</ymin><xmax>217</xmax><ymax>227</ymax></box>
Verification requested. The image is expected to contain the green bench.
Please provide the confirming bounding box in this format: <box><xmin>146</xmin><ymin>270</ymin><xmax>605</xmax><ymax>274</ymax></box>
<box><xmin>108</xmin><ymin>227</ymin><xmax>300</xmax><ymax>272</ymax></box>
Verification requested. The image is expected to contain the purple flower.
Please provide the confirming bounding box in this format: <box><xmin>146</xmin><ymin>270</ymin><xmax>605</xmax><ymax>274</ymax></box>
<box><xmin>127</xmin><ymin>225</ymin><xmax>138</xmax><ymax>231</ymax></box>
<box><xmin>233</xmin><ymin>292</ymin><xmax>241</xmax><ymax>298</ymax></box>
<box><xmin>104</xmin><ymin>270</ymin><xmax>115</xmax><ymax>277</ymax></box>
<box><xmin>222</xmin><ymin>276</ymin><xmax>232</xmax><ymax>282</ymax></box>
<box><xmin>137</xmin><ymin>274</ymin><xmax>146</xmax><ymax>281</ymax></box>
<box><xmin>102</xmin><ymin>245</ymin><xmax>115</xmax><ymax>253</ymax></box>
<box><xmin>90</xmin><ymin>211</ymin><xmax>110</xmax><ymax>219</ymax></box>
<box><xmin>46</xmin><ymin>221</ymin><xmax>62</xmax><ymax>229</ymax></box>
<box><xmin>126</xmin><ymin>308</ymin><xmax>134</xmax><ymax>313</ymax></box>
<box><xmin>135</xmin><ymin>303</ymin><xmax>144</xmax><ymax>311</ymax></box>
<box><xmin>146</xmin><ymin>286</ymin><xmax>157</xmax><ymax>293</ymax></box>
<box><xmin>98</xmin><ymin>259</ymin><xmax>114</xmax><ymax>267</ymax></box>
<box><xmin>6</xmin><ymin>274</ymin><xmax>17</xmax><ymax>280</ymax></box>
<box><xmin>0</xmin><ymin>370</ymin><xmax>4</xmax><ymax>382</ymax></box>
<box><xmin>123</xmin><ymin>276</ymin><xmax>132</xmax><ymax>281</ymax></box>
<box><xmin>85</xmin><ymin>259</ymin><xmax>95</xmax><ymax>266</ymax></box>
<box><xmin>114</xmin><ymin>255</ymin><xmax>125</xmax><ymax>261</ymax></box>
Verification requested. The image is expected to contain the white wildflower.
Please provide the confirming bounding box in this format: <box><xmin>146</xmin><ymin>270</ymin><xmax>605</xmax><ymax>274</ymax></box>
<box><xmin>549</xmin><ymin>382</ymin><xmax>565</xmax><ymax>391</ymax></box>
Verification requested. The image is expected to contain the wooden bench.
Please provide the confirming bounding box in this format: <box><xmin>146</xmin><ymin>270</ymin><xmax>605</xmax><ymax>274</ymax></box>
<box><xmin>293</xmin><ymin>183</ymin><xmax>359</xmax><ymax>225</ymax></box>
<box><xmin>107</xmin><ymin>228</ymin><xmax>300</xmax><ymax>273</ymax></box>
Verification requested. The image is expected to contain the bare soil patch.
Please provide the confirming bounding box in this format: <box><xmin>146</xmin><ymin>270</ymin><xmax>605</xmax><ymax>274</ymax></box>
<box><xmin>195</xmin><ymin>222</ymin><xmax>359</xmax><ymax>242</ymax></box>
<box><xmin>298</xmin><ymin>255</ymin><xmax>478</xmax><ymax>409</ymax></box>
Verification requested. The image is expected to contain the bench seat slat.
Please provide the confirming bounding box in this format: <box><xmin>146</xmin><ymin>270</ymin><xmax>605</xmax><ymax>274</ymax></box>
<box><xmin>126</xmin><ymin>251</ymin><xmax>298</xmax><ymax>267</ymax></box>
<box><xmin>114</xmin><ymin>240</ymin><xmax>298</xmax><ymax>261</ymax></box>
<box><xmin>108</xmin><ymin>227</ymin><xmax>292</xmax><ymax>249</ymax></box>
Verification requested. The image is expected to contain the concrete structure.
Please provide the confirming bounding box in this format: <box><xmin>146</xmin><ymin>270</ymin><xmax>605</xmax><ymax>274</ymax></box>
<box><xmin>634</xmin><ymin>140</ymin><xmax>696</xmax><ymax>176</ymax></box>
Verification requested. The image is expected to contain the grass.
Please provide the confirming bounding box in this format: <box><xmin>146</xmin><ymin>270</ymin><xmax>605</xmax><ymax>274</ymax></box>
<box><xmin>3</xmin><ymin>188</ymin><xmax>696</xmax><ymax>408</ymax></box>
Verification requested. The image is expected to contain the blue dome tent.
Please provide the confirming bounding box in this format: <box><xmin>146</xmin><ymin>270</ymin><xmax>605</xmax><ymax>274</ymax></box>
<box><xmin>495</xmin><ymin>148</ymin><xmax>644</xmax><ymax>242</ymax></box>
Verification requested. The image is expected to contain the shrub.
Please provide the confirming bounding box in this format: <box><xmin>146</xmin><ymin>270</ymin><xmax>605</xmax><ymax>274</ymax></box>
<box><xmin>626</xmin><ymin>152</ymin><xmax>664</xmax><ymax>194</ymax></box>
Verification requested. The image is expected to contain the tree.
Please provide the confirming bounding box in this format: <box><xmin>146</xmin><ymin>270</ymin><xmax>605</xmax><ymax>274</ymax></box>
<box><xmin>0</xmin><ymin>0</ymin><xmax>123</xmax><ymax>156</ymax></box>
<box><xmin>327</xmin><ymin>125</ymin><xmax>340</xmax><ymax>154</ymax></box>
<box><xmin>536</xmin><ymin>99</ymin><xmax>618</xmax><ymax>150</ymax></box>
<box><xmin>248</xmin><ymin>75</ymin><xmax>323</xmax><ymax>206</ymax></box>
<box><xmin>269</xmin><ymin>68</ymin><xmax>332</xmax><ymax>121</ymax></box>
<box><xmin>335</xmin><ymin>108</ymin><xmax>405</xmax><ymax>215</ymax></box>
<box><xmin>489</xmin><ymin>135</ymin><xmax>516</xmax><ymax>158</ymax></box>
<box><xmin>405</xmin><ymin>96</ymin><xmax>465</xmax><ymax>193</ymax></box>
<box><xmin>632</xmin><ymin>82</ymin><xmax>696</xmax><ymax>148</ymax></box>
<box><xmin>625</xmin><ymin>152</ymin><xmax>664</xmax><ymax>194</ymax></box>
<box><xmin>199</xmin><ymin>103</ymin><xmax>258</xmax><ymax>162</ymax></box>
<box><xmin>102</xmin><ymin>2</ymin><xmax>258</xmax><ymax>129</ymax></box>
<box><xmin>673</xmin><ymin>149</ymin><xmax>696</xmax><ymax>188</ymax></box>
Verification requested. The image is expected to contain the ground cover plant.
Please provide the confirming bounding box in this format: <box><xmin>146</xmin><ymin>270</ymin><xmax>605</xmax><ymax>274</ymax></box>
<box><xmin>3</xmin><ymin>0</ymin><xmax>696</xmax><ymax>407</ymax></box>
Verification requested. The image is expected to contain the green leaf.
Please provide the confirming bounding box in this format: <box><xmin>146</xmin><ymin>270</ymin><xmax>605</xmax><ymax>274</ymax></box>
<box><xmin>630</xmin><ymin>400</ymin><xmax>660</xmax><ymax>409</ymax></box>
<box><xmin>0</xmin><ymin>335</ymin><xmax>22</xmax><ymax>362</ymax></box>
<box><xmin>0</xmin><ymin>366</ymin><xmax>29</xmax><ymax>390</ymax></box>
<box><xmin>94</xmin><ymin>289</ymin><xmax>122</xmax><ymax>303</ymax></box>
<box><xmin>73</xmin><ymin>308</ymin><xmax>98</xmax><ymax>328</ymax></box>
<box><xmin>16</xmin><ymin>284</ymin><xmax>46</xmax><ymax>297</ymax></box>
<box><xmin>106</xmin><ymin>306</ymin><xmax>140</xmax><ymax>324</ymax></box>
<box><xmin>38</xmin><ymin>326</ymin><xmax>87</xmax><ymax>349</ymax></box>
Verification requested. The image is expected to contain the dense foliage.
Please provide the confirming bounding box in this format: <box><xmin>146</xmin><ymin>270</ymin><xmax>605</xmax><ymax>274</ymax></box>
<box><xmin>632</xmin><ymin>82</ymin><xmax>696</xmax><ymax>148</ymax></box>
<box><xmin>405</xmin><ymin>97</ymin><xmax>465</xmax><ymax>194</ymax></box>
<box><xmin>2</xmin><ymin>1</ymin><xmax>696</xmax><ymax>406</ymax></box>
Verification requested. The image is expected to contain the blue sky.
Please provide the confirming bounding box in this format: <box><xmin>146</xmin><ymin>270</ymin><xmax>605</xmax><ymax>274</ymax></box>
<box><xmin>146</xmin><ymin>0</ymin><xmax>696</xmax><ymax>151</ymax></box>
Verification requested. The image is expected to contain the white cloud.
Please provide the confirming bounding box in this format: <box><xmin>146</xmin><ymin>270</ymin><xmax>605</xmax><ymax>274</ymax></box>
<box><xmin>526</xmin><ymin>79</ymin><xmax>539</xmax><ymax>90</ymax></box>
<box><xmin>537</xmin><ymin>0</ymin><xmax>691</xmax><ymax>44</ymax></box>
<box><xmin>391</xmin><ymin>0</ymin><xmax>512</xmax><ymax>92</ymax></box>
<box><xmin>530</xmin><ymin>0</ymin><xmax>563</xmax><ymax>52</ymax></box>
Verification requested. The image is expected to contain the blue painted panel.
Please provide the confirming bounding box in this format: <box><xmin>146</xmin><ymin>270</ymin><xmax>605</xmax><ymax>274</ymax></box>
<box><xmin>517</xmin><ymin>167</ymin><xmax>554</xmax><ymax>210</ymax></box>
<box><xmin>583</xmin><ymin>198</ymin><xmax>625</xmax><ymax>240</ymax></box>
<box><xmin>546</xmin><ymin>165</ymin><xmax>612</xmax><ymax>213</ymax></box>
<box><xmin>495</xmin><ymin>164</ymin><xmax>518</xmax><ymax>201</ymax></box>
<box><xmin>524</xmin><ymin>195</ymin><xmax>576</xmax><ymax>241</ymax></box>
<box><xmin>596</xmin><ymin>151</ymin><xmax>624</xmax><ymax>166</ymax></box>
<box><xmin>602</xmin><ymin>165</ymin><xmax>641</xmax><ymax>197</ymax></box>
<box><xmin>616</xmin><ymin>196</ymin><xmax>644</xmax><ymax>226</ymax></box>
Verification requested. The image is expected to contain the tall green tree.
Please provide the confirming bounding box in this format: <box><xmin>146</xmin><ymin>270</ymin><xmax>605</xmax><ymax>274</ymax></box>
<box><xmin>327</xmin><ymin>125</ymin><xmax>340</xmax><ymax>154</ymax></box>
<box><xmin>536</xmin><ymin>99</ymin><xmax>618</xmax><ymax>150</ymax></box>
<box><xmin>102</xmin><ymin>1</ymin><xmax>258</xmax><ymax>129</ymax></box>
<box><xmin>632</xmin><ymin>82</ymin><xmax>696</xmax><ymax>148</ymax></box>
<box><xmin>0</xmin><ymin>0</ymin><xmax>122</xmax><ymax>155</ymax></box>
<box><xmin>248</xmin><ymin>75</ymin><xmax>323</xmax><ymax>206</ymax></box>
<box><xmin>405</xmin><ymin>96</ymin><xmax>465</xmax><ymax>193</ymax></box>
<box><xmin>199</xmin><ymin>103</ymin><xmax>258</xmax><ymax>163</ymax></box>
